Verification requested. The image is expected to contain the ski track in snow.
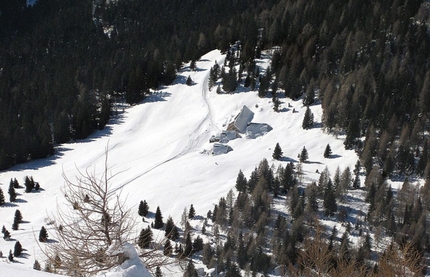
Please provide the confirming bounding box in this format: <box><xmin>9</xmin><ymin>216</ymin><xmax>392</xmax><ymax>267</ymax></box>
<box><xmin>115</xmin><ymin>55</ymin><xmax>219</xmax><ymax>191</ymax></box>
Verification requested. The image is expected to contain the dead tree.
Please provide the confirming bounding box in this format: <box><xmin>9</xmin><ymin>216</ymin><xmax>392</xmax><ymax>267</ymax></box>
<box><xmin>44</xmin><ymin>149</ymin><xmax>134</xmax><ymax>276</ymax></box>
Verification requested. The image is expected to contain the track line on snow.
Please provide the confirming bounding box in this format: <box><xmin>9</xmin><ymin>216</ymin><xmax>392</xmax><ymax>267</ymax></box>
<box><xmin>112</xmin><ymin>55</ymin><xmax>225</xmax><ymax>193</ymax></box>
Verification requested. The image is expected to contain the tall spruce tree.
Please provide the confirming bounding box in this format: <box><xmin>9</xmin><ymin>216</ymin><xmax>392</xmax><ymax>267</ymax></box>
<box><xmin>235</xmin><ymin>170</ymin><xmax>247</xmax><ymax>192</ymax></box>
<box><xmin>302</xmin><ymin>107</ymin><xmax>314</xmax><ymax>129</ymax></box>
<box><xmin>323</xmin><ymin>180</ymin><xmax>337</xmax><ymax>217</ymax></box>
<box><xmin>273</xmin><ymin>143</ymin><xmax>283</xmax><ymax>160</ymax></box>
<box><xmin>154</xmin><ymin>206</ymin><xmax>164</xmax><ymax>229</ymax></box>
<box><xmin>324</xmin><ymin>144</ymin><xmax>332</xmax><ymax>158</ymax></box>
<box><xmin>8</xmin><ymin>183</ymin><xmax>16</xmax><ymax>202</ymax></box>
<box><xmin>183</xmin><ymin>232</ymin><xmax>193</xmax><ymax>258</ymax></box>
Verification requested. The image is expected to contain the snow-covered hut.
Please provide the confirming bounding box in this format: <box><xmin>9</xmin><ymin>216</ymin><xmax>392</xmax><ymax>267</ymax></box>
<box><xmin>229</xmin><ymin>105</ymin><xmax>254</xmax><ymax>134</ymax></box>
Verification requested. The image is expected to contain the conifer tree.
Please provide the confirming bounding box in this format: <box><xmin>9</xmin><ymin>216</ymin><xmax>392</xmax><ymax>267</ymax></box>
<box><xmin>339</xmin><ymin>231</ymin><xmax>351</xmax><ymax>262</ymax></box>
<box><xmin>11</xmin><ymin>178</ymin><xmax>19</xmax><ymax>188</ymax></box>
<box><xmin>163</xmin><ymin>240</ymin><xmax>172</xmax><ymax>256</ymax></box>
<box><xmin>33</xmin><ymin>260</ymin><xmax>41</xmax><ymax>270</ymax></box>
<box><xmin>186</xmin><ymin>76</ymin><xmax>192</xmax><ymax>86</ymax></box>
<box><xmin>216</xmin><ymin>84</ymin><xmax>222</xmax><ymax>94</ymax></box>
<box><xmin>302</xmin><ymin>107</ymin><xmax>314</xmax><ymax>129</ymax></box>
<box><xmin>273</xmin><ymin>95</ymin><xmax>281</xmax><ymax>112</ymax></box>
<box><xmin>3</xmin><ymin>229</ymin><xmax>11</xmax><ymax>240</ymax></box>
<box><xmin>305</xmin><ymin>182</ymin><xmax>319</xmax><ymax>214</ymax></box>
<box><xmin>323</xmin><ymin>180</ymin><xmax>337</xmax><ymax>217</ymax></box>
<box><xmin>154</xmin><ymin>206</ymin><xmax>164</xmax><ymax>229</ymax></box>
<box><xmin>202</xmin><ymin>243</ymin><xmax>213</xmax><ymax>266</ymax></box>
<box><xmin>8</xmin><ymin>183</ymin><xmax>16</xmax><ymax>202</ymax></box>
<box><xmin>14</xmin><ymin>209</ymin><xmax>23</xmax><ymax>223</ymax></box>
<box><xmin>39</xmin><ymin>226</ymin><xmax>48</xmax><ymax>242</ymax></box>
<box><xmin>273</xmin><ymin>143</ymin><xmax>283</xmax><ymax>160</ymax></box>
<box><xmin>0</xmin><ymin>187</ymin><xmax>5</xmax><ymax>206</ymax></box>
<box><xmin>8</xmin><ymin>250</ymin><xmax>13</xmax><ymax>261</ymax></box>
<box><xmin>324</xmin><ymin>144</ymin><xmax>332</xmax><ymax>158</ymax></box>
<box><xmin>138</xmin><ymin>200</ymin><xmax>149</xmax><ymax>217</ymax></box>
<box><xmin>156</xmin><ymin>266</ymin><xmax>163</xmax><ymax>277</ymax></box>
<box><xmin>303</xmin><ymin>87</ymin><xmax>315</xmax><ymax>106</ymax></box>
<box><xmin>183</xmin><ymin>232</ymin><xmax>193</xmax><ymax>257</ymax></box>
<box><xmin>188</xmin><ymin>204</ymin><xmax>195</xmax><ymax>219</ymax></box>
<box><xmin>164</xmin><ymin>216</ymin><xmax>179</xmax><ymax>240</ymax></box>
<box><xmin>190</xmin><ymin>60</ymin><xmax>196</xmax><ymax>71</ymax></box>
<box><xmin>25</xmin><ymin>176</ymin><xmax>35</xmax><ymax>193</ymax></box>
<box><xmin>14</xmin><ymin>241</ymin><xmax>22</xmax><ymax>257</ymax></box>
<box><xmin>12</xmin><ymin>217</ymin><xmax>19</xmax><ymax>231</ymax></box>
<box><xmin>235</xmin><ymin>170</ymin><xmax>247</xmax><ymax>192</ymax></box>
<box><xmin>183</xmin><ymin>260</ymin><xmax>198</xmax><ymax>277</ymax></box>
<box><xmin>299</xmin><ymin>146</ymin><xmax>309</xmax><ymax>163</ymax></box>
<box><xmin>138</xmin><ymin>226</ymin><xmax>153</xmax><ymax>249</ymax></box>
<box><xmin>192</xmin><ymin>236</ymin><xmax>203</xmax><ymax>253</ymax></box>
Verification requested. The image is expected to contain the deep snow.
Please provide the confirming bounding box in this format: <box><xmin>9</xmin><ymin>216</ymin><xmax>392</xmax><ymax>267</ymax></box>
<box><xmin>0</xmin><ymin>50</ymin><xmax>364</xmax><ymax>276</ymax></box>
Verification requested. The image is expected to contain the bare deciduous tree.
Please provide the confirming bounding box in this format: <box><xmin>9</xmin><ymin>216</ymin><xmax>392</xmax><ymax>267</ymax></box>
<box><xmin>44</xmin><ymin>150</ymin><xmax>135</xmax><ymax>276</ymax></box>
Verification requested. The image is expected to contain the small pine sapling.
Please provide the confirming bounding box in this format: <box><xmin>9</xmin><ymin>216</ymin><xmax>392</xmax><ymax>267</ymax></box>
<box><xmin>154</xmin><ymin>206</ymin><xmax>164</xmax><ymax>229</ymax></box>
<box><xmin>33</xmin><ymin>260</ymin><xmax>41</xmax><ymax>270</ymax></box>
<box><xmin>39</xmin><ymin>226</ymin><xmax>48</xmax><ymax>242</ymax></box>
<box><xmin>186</xmin><ymin>75</ymin><xmax>193</xmax><ymax>86</ymax></box>
<box><xmin>8</xmin><ymin>250</ymin><xmax>13</xmax><ymax>261</ymax></box>
<box><xmin>3</xmin><ymin>229</ymin><xmax>11</xmax><ymax>240</ymax></box>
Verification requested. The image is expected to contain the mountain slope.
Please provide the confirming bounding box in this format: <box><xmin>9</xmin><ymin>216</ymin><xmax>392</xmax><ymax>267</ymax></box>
<box><xmin>0</xmin><ymin>50</ymin><xmax>359</xmax><ymax>275</ymax></box>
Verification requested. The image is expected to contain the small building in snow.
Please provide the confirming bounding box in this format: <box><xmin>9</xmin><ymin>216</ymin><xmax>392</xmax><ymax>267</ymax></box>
<box><xmin>228</xmin><ymin>105</ymin><xmax>254</xmax><ymax>134</ymax></box>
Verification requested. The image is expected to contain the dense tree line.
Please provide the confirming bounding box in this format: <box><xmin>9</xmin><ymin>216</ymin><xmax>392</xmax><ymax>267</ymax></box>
<box><xmin>2</xmin><ymin>0</ymin><xmax>428</xmax><ymax>180</ymax></box>
<box><xmin>257</xmin><ymin>0</ymin><xmax>430</xmax><ymax>179</ymax></box>
<box><xmin>197</xmin><ymin>158</ymin><xmax>428</xmax><ymax>276</ymax></box>
<box><xmin>0</xmin><ymin>0</ymin><xmax>278</xmax><ymax>170</ymax></box>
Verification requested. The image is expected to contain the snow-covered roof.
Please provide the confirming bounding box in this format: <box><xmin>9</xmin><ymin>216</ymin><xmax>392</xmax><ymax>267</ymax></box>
<box><xmin>234</xmin><ymin>105</ymin><xmax>254</xmax><ymax>133</ymax></box>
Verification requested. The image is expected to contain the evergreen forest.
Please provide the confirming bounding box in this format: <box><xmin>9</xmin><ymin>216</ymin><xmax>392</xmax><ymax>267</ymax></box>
<box><xmin>2</xmin><ymin>0</ymin><xmax>430</xmax><ymax>275</ymax></box>
<box><xmin>1</xmin><ymin>0</ymin><xmax>430</xmax><ymax>180</ymax></box>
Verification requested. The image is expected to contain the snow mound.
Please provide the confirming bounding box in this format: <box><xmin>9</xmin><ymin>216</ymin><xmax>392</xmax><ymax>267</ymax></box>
<box><xmin>212</xmin><ymin>143</ymin><xmax>233</xmax><ymax>155</ymax></box>
<box><xmin>98</xmin><ymin>242</ymin><xmax>151</xmax><ymax>277</ymax></box>
<box><xmin>245</xmin><ymin>123</ymin><xmax>273</xmax><ymax>139</ymax></box>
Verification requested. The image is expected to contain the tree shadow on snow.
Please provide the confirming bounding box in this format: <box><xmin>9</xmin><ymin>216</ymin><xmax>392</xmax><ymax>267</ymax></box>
<box><xmin>327</xmin><ymin>154</ymin><xmax>342</xmax><ymax>159</ymax></box>
<box><xmin>279</xmin><ymin>156</ymin><xmax>298</xmax><ymax>163</ymax></box>
<box><xmin>2</xmin><ymin>202</ymin><xmax>18</xmax><ymax>208</ymax></box>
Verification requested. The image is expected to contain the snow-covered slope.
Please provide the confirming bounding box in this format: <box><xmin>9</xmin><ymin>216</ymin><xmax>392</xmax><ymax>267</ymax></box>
<box><xmin>0</xmin><ymin>50</ymin><xmax>359</xmax><ymax>275</ymax></box>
